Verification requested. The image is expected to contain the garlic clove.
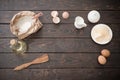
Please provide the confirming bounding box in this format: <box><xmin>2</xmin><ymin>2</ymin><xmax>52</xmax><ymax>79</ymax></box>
<box><xmin>88</xmin><ymin>10</ymin><xmax>100</xmax><ymax>23</ymax></box>
<box><xmin>51</xmin><ymin>11</ymin><xmax>59</xmax><ymax>17</ymax></box>
<box><xmin>62</xmin><ymin>11</ymin><xmax>69</xmax><ymax>19</ymax></box>
<box><xmin>52</xmin><ymin>17</ymin><xmax>60</xmax><ymax>24</ymax></box>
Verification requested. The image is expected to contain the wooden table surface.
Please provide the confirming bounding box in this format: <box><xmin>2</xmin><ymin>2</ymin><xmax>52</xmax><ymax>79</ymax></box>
<box><xmin>0</xmin><ymin>0</ymin><xmax>120</xmax><ymax>80</ymax></box>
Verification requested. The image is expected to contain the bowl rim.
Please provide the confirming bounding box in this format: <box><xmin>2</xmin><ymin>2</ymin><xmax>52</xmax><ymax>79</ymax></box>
<box><xmin>91</xmin><ymin>24</ymin><xmax>113</xmax><ymax>45</ymax></box>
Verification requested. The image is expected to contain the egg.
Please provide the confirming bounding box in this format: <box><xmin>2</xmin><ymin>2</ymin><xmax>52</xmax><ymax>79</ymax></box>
<box><xmin>88</xmin><ymin>10</ymin><xmax>100</xmax><ymax>23</ymax></box>
<box><xmin>62</xmin><ymin>11</ymin><xmax>69</xmax><ymax>19</ymax></box>
<box><xmin>51</xmin><ymin>11</ymin><xmax>59</xmax><ymax>17</ymax></box>
<box><xmin>101</xmin><ymin>49</ymin><xmax>110</xmax><ymax>57</ymax></box>
<box><xmin>98</xmin><ymin>55</ymin><xmax>107</xmax><ymax>65</ymax></box>
<box><xmin>74</xmin><ymin>16</ymin><xmax>87</xmax><ymax>29</ymax></box>
<box><xmin>52</xmin><ymin>17</ymin><xmax>60</xmax><ymax>24</ymax></box>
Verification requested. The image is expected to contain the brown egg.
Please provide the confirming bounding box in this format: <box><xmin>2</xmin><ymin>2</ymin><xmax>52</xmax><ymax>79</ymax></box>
<box><xmin>52</xmin><ymin>17</ymin><xmax>60</xmax><ymax>24</ymax></box>
<box><xmin>98</xmin><ymin>55</ymin><xmax>107</xmax><ymax>65</ymax></box>
<box><xmin>101</xmin><ymin>49</ymin><xmax>110</xmax><ymax>57</ymax></box>
<box><xmin>62</xmin><ymin>11</ymin><xmax>69</xmax><ymax>19</ymax></box>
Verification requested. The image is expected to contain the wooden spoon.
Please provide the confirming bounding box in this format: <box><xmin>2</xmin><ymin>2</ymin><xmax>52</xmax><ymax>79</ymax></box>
<box><xmin>14</xmin><ymin>54</ymin><xmax>49</xmax><ymax>71</ymax></box>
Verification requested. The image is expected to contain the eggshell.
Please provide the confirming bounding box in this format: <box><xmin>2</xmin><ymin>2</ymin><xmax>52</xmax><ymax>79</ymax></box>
<box><xmin>52</xmin><ymin>17</ymin><xmax>60</xmax><ymax>24</ymax></box>
<box><xmin>88</xmin><ymin>10</ymin><xmax>100</xmax><ymax>23</ymax></box>
<box><xmin>98</xmin><ymin>55</ymin><xmax>107</xmax><ymax>65</ymax></box>
<box><xmin>51</xmin><ymin>11</ymin><xmax>58</xmax><ymax>17</ymax></box>
<box><xmin>101</xmin><ymin>49</ymin><xmax>110</xmax><ymax>57</ymax></box>
<box><xmin>62</xmin><ymin>11</ymin><xmax>69</xmax><ymax>19</ymax></box>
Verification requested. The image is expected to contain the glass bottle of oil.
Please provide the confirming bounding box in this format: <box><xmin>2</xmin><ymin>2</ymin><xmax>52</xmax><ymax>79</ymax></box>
<box><xmin>10</xmin><ymin>39</ymin><xmax>27</xmax><ymax>54</ymax></box>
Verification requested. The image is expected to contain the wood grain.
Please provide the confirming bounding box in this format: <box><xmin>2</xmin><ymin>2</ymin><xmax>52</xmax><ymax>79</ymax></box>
<box><xmin>0</xmin><ymin>0</ymin><xmax>120</xmax><ymax>10</ymax></box>
<box><xmin>0</xmin><ymin>53</ymin><xmax>120</xmax><ymax>68</ymax></box>
<box><xmin>0</xmin><ymin>11</ymin><xmax>120</xmax><ymax>23</ymax></box>
<box><xmin>0</xmin><ymin>0</ymin><xmax>120</xmax><ymax>80</ymax></box>
<box><xmin>0</xmin><ymin>69</ymin><xmax>120</xmax><ymax>80</ymax></box>
<box><xmin>0</xmin><ymin>24</ymin><xmax>120</xmax><ymax>38</ymax></box>
<box><xmin>0</xmin><ymin>39</ymin><xmax>119</xmax><ymax>53</ymax></box>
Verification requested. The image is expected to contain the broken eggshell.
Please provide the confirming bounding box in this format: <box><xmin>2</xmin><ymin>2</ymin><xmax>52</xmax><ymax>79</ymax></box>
<box><xmin>10</xmin><ymin>11</ymin><xmax>43</xmax><ymax>39</ymax></box>
<box><xmin>88</xmin><ymin>10</ymin><xmax>100</xmax><ymax>23</ymax></box>
<box><xmin>51</xmin><ymin>11</ymin><xmax>59</xmax><ymax>17</ymax></box>
<box><xmin>74</xmin><ymin>16</ymin><xmax>87</xmax><ymax>29</ymax></box>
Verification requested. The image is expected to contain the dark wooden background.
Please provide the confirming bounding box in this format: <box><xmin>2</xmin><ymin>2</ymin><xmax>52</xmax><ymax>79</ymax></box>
<box><xmin>0</xmin><ymin>0</ymin><xmax>120</xmax><ymax>80</ymax></box>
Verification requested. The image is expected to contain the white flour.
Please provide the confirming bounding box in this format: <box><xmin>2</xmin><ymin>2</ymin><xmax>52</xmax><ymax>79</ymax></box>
<box><xmin>15</xmin><ymin>16</ymin><xmax>35</xmax><ymax>35</ymax></box>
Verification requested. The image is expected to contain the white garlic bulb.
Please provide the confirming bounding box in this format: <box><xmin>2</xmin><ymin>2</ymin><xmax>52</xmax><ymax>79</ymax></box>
<box><xmin>88</xmin><ymin>10</ymin><xmax>100</xmax><ymax>23</ymax></box>
<box><xmin>74</xmin><ymin>16</ymin><xmax>87</xmax><ymax>29</ymax></box>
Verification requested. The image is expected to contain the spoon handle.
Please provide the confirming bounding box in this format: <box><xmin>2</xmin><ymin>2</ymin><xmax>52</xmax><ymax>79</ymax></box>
<box><xmin>14</xmin><ymin>54</ymin><xmax>49</xmax><ymax>71</ymax></box>
<box><xmin>14</xmin><ymin>62</ymin><xmax>32</xmax><ymax>71</ymax></box>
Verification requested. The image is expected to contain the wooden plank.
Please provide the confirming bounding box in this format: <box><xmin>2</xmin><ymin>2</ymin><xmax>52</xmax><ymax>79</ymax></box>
<box><xmin>0</xmin><ymin>53</ymin><xmax>120</xmax><ymax>68</ymax></box>
<box><xmin>0</xmin><ymin>0</ymin><xmax>120</xmax><ymax>10</ymax></box>
<box><xmin>0</xmin><ymin>24</ymin><xmax>120</xmax><ymax>38</ymax></box>
<box><xmin>0</xmin><ymin>69</ymin><xmax>29</xmax><ymax>80</ymax></box>
<box><xmin>0</xmin><ymin>69</ymin><xmax>120</xmax><ymax>80</ymax></box>
<box><xmin>0</xmin><ymin>39</ymin><xmax>120</xmax><ymax>53</ymax></box>
<box><xmin>0</xmin><ymin>11</ymin><xmax>120</xmax><ymax>23</ymax></box>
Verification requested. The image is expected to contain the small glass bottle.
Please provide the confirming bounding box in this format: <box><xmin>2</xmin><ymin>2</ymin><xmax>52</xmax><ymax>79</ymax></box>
<box><xmin>10</xmin><ymin>39</ymin><xmax>27</xmax><ymax>54</ymax></box>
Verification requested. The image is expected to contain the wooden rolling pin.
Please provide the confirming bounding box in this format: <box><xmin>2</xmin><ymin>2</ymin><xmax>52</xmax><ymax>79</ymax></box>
<box><xmin>14</xmin><ymin>54</ymin><xmax>49</xmax><ymax>71</ymax></box>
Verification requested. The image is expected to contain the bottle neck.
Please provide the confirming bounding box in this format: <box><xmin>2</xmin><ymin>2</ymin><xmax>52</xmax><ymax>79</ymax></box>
<box><xmin>10</xmin><ymin>41</ymin><xmax>21</xmax><ymax>50</ymax></box>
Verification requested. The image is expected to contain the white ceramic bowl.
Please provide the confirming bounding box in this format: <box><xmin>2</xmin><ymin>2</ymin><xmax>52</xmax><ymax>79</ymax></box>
<box><xmin>88</xmin><ymin>10</ymin><xmax>100</xmax><ymax>23</ymax></box>
<box><xmin>91</xmin><ymin>24</ymin><xmax>113</xmax><ymax>45</ymax></box>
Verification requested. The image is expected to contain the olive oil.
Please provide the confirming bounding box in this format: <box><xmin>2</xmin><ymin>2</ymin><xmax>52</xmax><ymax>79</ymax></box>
<box><xmin>10</xmin><ymin>39</ymin><xmax>27</xmax><ymax>54</ymax></box>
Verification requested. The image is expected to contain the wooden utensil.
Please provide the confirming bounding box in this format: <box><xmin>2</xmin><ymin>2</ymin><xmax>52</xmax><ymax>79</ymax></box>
<box><xmin>14</xmin><ymin>54</ymin><xmax>49</xmax><ymax>71</ymax></box>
